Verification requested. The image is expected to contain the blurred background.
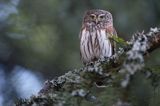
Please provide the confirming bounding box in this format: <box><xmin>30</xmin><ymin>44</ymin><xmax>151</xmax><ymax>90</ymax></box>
<box><xmin>0</xmin><ymin>0</ymin><xmax>160</xmax><ymax>105</ymax></box>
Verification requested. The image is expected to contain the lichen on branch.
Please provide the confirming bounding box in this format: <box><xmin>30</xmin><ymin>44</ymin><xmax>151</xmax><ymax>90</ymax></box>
<box><xmin>15</xmin><ymin>28</ymin><xmax>160</xmax><ymax>106</ymax></box>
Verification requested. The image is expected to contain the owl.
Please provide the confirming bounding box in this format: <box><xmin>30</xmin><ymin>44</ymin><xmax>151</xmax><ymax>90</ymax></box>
<box><xmin>79</xmin><ymin>9</ymin><xmax>117</xmax><ymax>64</ymax></box>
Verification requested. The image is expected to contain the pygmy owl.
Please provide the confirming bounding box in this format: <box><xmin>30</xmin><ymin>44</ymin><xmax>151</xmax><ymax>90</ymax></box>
<box><xmin>79</xmin><ymin>9</ymin><xmax>117</xmax><ymax>64</ymax></box>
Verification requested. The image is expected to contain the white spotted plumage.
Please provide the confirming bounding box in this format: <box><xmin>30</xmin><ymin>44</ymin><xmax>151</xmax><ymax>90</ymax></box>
<box><xmin>79</xmin><ymin>9</ymin><xmax>117</xmax><ymax>64</ymax></box>
<box><xmin>80</xmin><ymin>28</ymin><xmax>113</xmax><ymax>64</ymax></box>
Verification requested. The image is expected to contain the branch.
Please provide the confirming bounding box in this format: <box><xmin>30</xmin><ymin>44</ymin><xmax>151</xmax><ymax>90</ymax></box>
<box><xmin>15</xmin><ymin>28</ymin><xmax>160</xmax><ymax>106</ymax></box>
<box><xmin>146</xmin><ymin>28</ymin><xmax>160</xmax><ymax>52</ymax></box>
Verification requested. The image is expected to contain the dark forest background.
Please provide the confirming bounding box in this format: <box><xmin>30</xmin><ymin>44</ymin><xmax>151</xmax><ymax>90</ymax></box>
<box><xmin>0</xmin><ymin>0</ymin><xmax>160</xmax><ymax>105</ymax></box>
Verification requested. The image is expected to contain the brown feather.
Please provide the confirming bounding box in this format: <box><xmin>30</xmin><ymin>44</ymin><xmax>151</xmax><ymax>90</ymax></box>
<box><xmin>80</xmin><ymin>9</ymin><xmax>117</xmax><ymax>64</ymax></box>
<box><xmin>106</xmin><ymin>26</ymin><xmax>117</xmax><ymax>54</ymax></box>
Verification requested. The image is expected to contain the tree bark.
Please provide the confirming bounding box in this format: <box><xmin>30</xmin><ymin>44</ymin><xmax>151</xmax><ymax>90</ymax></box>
<box><xmin>15</xmin><ymin>27</ymin><xmax>160</xmax><ymax>106</ymax></box>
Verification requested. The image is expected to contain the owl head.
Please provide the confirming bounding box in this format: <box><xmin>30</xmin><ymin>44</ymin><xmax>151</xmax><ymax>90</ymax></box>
<box><xmin>83</xmin><ymin>9</ymin><xmax>113</xmax><ymax>28</ymax></box>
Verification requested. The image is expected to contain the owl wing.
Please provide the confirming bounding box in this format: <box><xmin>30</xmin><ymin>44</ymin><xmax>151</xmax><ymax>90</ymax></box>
<box><xmin>79</xmin><ymin>24</ymin><xmax>86</xmax><ymax>39</ymax></box>
<box><xmin>79</xmin><ymin>26</ymin><xmax>87</xmax><ymax>64</ymax></box>
<box><xmin>106</xmin><ymin>26</ymin><xmax>117</xmax><ymax>54</ymax></box>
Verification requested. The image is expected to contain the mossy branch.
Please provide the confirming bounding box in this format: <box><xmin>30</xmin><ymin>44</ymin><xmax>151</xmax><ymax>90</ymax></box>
<box><xmin>15</xmin><ymin>28</ymin><xmax>160</xmax><ymax>106</ymax></box>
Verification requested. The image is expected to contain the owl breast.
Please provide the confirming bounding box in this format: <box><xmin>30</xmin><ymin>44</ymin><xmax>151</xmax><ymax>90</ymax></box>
<box><xmin>80</xmin><ymin>28</ymin><xmax>113</xmax><ymax>64</ymax></box>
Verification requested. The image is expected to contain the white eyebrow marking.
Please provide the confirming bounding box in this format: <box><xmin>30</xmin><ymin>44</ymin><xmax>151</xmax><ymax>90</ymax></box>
<box><xmin>90</xmin><ymin>14</ymin><xmax>96</xmax><ymax>17</ymax></box>
<box><xmin>99</xmin><ymin>14</ymin><xmax>105</xmax><ymax>16</ymax></box>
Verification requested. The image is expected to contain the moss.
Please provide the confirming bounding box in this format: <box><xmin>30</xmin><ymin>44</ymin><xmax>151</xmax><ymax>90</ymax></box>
<box><xmin>15</xmin><ymin>28</ymin><xmax>160</xmax><ymax>106</ymax></box>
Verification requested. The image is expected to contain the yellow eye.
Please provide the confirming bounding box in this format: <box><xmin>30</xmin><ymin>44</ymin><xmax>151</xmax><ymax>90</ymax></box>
<box><xmin>90</xmin><ymin>14</ymin><xmax>96</xmax><ymax>19</ymax></box>
<box><xmin>99</xmin><ymin>14</ymin><xmax>105</xmax><ymax>19</ymax></box>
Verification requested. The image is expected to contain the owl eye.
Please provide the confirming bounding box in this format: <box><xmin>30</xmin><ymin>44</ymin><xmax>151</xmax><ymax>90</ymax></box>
<box><xmin>90</xmin><ymin>14</ymin><xmax>96</xmax><ymax>19</ymax></box>
<box><xmin>99</xmin><ymin>15</ymin><xmax>105</xmax><ymax>19</ymax></box>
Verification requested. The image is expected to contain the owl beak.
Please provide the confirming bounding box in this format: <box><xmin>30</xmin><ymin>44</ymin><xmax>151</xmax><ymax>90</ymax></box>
<box><xmin>95</xmin><ymin>19</ymin><xmax>98</xmax><ymax>24</ymax></box>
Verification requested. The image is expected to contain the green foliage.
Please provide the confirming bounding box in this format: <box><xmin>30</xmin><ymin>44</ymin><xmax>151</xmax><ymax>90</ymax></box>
<box><xmin>111</xmin><ymin>35</ymin><xmax>128</xmax><ymax>49</ymax></box>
